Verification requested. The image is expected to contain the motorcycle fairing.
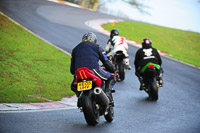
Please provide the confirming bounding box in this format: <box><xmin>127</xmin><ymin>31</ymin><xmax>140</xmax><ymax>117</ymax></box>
<box><xmin>75</xmin><ymin>67</ymin><xmax>102</xmax><ymax>87</ymax></box>
<box><xmin>141</xmin><ymin>62</ymin><xmax>160</xmax><ymax>72</ymax></box>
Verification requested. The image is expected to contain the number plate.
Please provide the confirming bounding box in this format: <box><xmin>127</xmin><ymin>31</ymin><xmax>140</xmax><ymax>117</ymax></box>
<box><xmin>77</xmin><ymin>81</ymin><xmax>92</xmax><ymax>91</ymax></box>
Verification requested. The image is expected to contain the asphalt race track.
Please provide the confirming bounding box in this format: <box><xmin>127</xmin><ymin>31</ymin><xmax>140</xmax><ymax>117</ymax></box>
<box><xmin>0</xmin><ymin>0</ymin><xmax>200</xmax><ymax>133</ymax></box>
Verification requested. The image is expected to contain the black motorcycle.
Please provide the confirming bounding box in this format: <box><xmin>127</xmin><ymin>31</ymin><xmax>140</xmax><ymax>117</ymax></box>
<box><xmin>142</xmin><ymin>63</ymin><xmax>161</xmax><ymax>101</ymax></box>
<box><xmin>109</xmin><ymin>51</ymin><xmax>128</xmax><ymax>82</ymax></box>
<box><xmin>73</xmin><ymin>67</ymin><xmax>115</xmax><ymax>126</ymax></box>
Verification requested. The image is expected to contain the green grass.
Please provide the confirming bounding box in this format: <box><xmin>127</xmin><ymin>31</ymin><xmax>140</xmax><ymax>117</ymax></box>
<box><xmin>0</xmin><ymin>13</ymin><xmax>74</xmax><ymax>103</ymax></box>
<box><xmin>102</xmin><ymin>21</ymin><xmax>200</xmax><ymax>67</ymax></box>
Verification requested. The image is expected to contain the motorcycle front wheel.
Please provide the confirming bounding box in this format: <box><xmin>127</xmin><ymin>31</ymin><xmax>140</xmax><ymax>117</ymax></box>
<box><xmin>82</xmin><ymin>91</ymin><xmax>100</xmax><ymax>126</ymax></box>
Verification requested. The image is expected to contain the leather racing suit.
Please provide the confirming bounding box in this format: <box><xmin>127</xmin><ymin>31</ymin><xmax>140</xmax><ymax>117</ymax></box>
<box><xmin>105</xmin><ymin>36</ymin><xmax>131</xmax><ymax>69</ymax></box>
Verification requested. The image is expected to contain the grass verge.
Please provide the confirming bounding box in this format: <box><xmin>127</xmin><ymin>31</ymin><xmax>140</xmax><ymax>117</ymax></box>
<box><xmin>0</xmin><ymin>13</ymin><xmax>74</xmax><ymax>103</ymax></box>
<box><xmin>102</xmin><ymin>21</ymin><xmax>200</xmax><ymax>67</ymax></box>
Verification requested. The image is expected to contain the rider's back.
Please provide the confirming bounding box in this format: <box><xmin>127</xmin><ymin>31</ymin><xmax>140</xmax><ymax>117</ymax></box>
<box><xmin>135</xmin><ymin>47</ymin><xmax>162</xmax><ymax>69</ymax></box>
<box><xmin>71</xmin><ymin>41</ymin><xmax>100</xmax><ymax>74</ymax></box>
<box><xmin>112</xmin><ymin>36</ymin><xmax>128</xmax><ymax>53</ymax></box>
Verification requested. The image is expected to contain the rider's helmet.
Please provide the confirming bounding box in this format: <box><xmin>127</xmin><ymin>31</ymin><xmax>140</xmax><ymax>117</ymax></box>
<box><xmin>110</xmin><ymin>29</ymin><xmax>119</xmax><ymax>38</ymax></box>
<box><xmin>142</xmin><ymin>38</ymin><xmax>152</xmax><ymax>48</ymax></box>
<box><xmin>82</xmin><ymin>32</ymin><xmax>97</xmax><ymax>44</ymax></box>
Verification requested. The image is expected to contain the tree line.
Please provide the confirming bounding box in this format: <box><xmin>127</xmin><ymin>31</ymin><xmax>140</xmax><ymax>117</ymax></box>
<box><xmin>64</xmin><ymin>0</ymin><xmax>144</xmax><ymax>11</ymax></box>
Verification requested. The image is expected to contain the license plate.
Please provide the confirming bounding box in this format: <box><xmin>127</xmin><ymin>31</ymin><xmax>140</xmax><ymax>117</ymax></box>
<box><xmin>77</xmin><ymin>81</ymin><xmax>92</xmax><ymax>91</ymax></box>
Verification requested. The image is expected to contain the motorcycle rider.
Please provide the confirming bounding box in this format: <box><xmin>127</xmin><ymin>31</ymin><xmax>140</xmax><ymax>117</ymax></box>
<box><xmin>70</xmin><ymin>32</ymin><xmax>116</xmax><ymax>105</ymax></box>
<box><xmin>134</xmin><ymin>38</ymin><xmax>164</xmax><ymax>90</ymax></box>
<box><xmin>105</xmin><ymin>29</ymin><xmax>131</xmax><ymax>70</ymax></box>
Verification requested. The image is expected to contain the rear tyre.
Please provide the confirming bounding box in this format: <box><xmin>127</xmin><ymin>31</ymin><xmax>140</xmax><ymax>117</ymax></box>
<box><xmin>149</xmin><ymin>78</ymin><xmax>158</xmax><ymax>101</ymax></box>
<box><xmin>118</xmin><ymin>62</ymin><xmax>125</xmax><ymax>81</ymax></box>
<box><xmin>82</xmin><ymin>91</ymin><xmax>100</xmax><ymax>126</ymax></box>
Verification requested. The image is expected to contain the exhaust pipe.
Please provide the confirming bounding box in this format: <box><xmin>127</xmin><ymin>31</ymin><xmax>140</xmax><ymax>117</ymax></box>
<box><xmin>94</xmin><ymin>87</ymin><xmax>109</xmax><ymax>108</ymax></box>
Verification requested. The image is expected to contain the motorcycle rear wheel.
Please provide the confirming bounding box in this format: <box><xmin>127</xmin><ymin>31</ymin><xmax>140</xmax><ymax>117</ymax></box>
<box><xmin>148</xmin><ymin>78</ymin><xmax>158</xmax><ymax>101</ymax></box>
<box><xmin>82</xmin><ymin>91</ymin><xmax>100</xmax><ymax>126</ymax></box>
<box><xmin>118</xmin><ymin>62</ymin><xmax>125</xmax><ymax>81</ymax></box>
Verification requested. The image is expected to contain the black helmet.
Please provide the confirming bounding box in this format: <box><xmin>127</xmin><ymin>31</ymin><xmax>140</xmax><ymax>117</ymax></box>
<box><xmin>110</xmin><ymin>29</ymin><xmax>119</xmax><ymax>38</ymax></box>
<box><xmin>142</xmin><ymin>38</ymin><xmax>152</xmax><ymax>48</ymax></box>
<box><xmin>82</xmin><ymin>32</ymin><xmax>97</xmax><ymax>43</ymax></box>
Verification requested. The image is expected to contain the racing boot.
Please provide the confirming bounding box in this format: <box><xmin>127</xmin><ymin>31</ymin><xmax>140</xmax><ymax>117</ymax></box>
<box><xmin>139</xmin><ymin>83</ymin><xmax>145</xmax><ymax>91</ymax></box>
<box><xmin>77</xmin><ymin>98</ymin><xmax>82</xmax><ymax>108</ymax></box>
<box><xmin>71</xmin><ymin>84</ymin><xmax>82</xmax><ymax>107</ymax></box>
<box><xmin>76</xmin><ymin>91</ymin><xmax>82</xmax><ymax>108</ymax></box>
<box><xmin>139</xmin><ymin>76</ymin><xmax>145</xmax><ymax>90</ymax></box>
<box><xmin>105</xmin><ymin>79</ymin><xmax>115</xmax><ymax>106</ymax></box>
<box><xmin>106</xmin><ymin>76</ymin><xmax>116</xmax><ymax>93</ymax></box>
<box><xmin>105</xmin><ymin>89</ymin><xmax>114</xmax><ymax>107</ymax></box>
<box><xmin>111</xmin><ymin>78</ymin><xmax>116</xmax><ymax>93</ymax></box>
<box><xmin>127</xmin><ymin>65</ymin><xmax>132</xmax><ymax>70</ymax></box>
<box><xmin>124</xmin><ymin>58</ymin><xmax>132</xmax><ymax>70</ymax></box>
<box><xmin>159</xmin><ymin>68</ymin><xmax>164</xmax><ymax>87</ymax></box>
<box><xmin>158</xmin><ymin>74</ymin><xmax>163</xmax><ymax>87</ymax></box>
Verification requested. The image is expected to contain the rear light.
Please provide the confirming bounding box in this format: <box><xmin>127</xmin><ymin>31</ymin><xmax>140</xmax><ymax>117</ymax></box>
<box><xmin>93</xmin><ymin>78</ymin><xmax>97</xmax><ymax>82</ymax></box>
<box><xmin>73</xmin><ymin>82</ymin><xmax>77</xmax><ymax>85</ymax></box>
<box><xmin>148</xmin><ymin>64</ymin><xmax>155</xmax><ymax>68</ymax></box>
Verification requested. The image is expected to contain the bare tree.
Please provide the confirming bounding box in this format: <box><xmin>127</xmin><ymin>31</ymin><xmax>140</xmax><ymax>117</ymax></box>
<box><xmin>122</xmin><ymin>0</ymin><xmax>150</xmax><ymax>14</ymax></box>
<box><xmin>80</xmin><ymin>0</ymin><xmax>99</xmax><ymax>11</ymax></box>
<box><xmin>80</xmin><ymin>0</ymin><xmax>87</xmax><ymax>7</ymax></box>
<box><xmin>68</xmin><ymin>0</ymin><xmax>148</xmax><ymax>13</ymax></box>
<box><xmin>92</xmin><ymin>0</ymin><xmax>100</xmax><ymax>10</ymax></box>
<box><xmin>65</xmin><ymin>0</ymin><xmax>81</xmax><ymax>4</ymax></box>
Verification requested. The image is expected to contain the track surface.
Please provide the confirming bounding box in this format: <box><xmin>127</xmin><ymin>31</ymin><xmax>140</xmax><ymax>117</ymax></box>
<box><xmin>0</xmin><ymin>0</ymin><xmax>200</xmax><ymax>132</ymax></box>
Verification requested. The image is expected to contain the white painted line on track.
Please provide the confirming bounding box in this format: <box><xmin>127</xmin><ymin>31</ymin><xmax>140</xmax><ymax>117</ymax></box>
<box><xmin>0</xmin><ymin>95</ymin><xmax>77</xmax><ymax>112</ymax></box>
